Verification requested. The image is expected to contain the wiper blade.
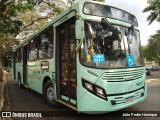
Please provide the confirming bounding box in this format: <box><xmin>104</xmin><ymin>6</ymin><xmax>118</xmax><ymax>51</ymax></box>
<box><xmin>101</xmin><ymin>18</ymin><xmax>114</xmax><ymax>32</ymax></box>
<box><xmin>101</xmin><ymin>18</ymin><xmax>120</xmax><ymax>39</ymax></box>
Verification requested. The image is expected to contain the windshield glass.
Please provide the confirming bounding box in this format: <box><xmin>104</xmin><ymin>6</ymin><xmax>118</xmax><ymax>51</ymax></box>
<box><xmin>83</xmin><ymin>2</ymin><xmax>138</xmax><ymax>26</ymax></box>
<box><xmin>80</xmin><ymin>20</ymin><xmax>143</xmax><ymax>68</ymax></box>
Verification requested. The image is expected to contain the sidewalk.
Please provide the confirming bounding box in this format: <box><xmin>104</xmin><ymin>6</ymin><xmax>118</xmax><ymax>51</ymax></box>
<box><xmin>0</xmin><ymin>71</ymin><xmax>8</xmax><ymax>112</ymax></box>
<box><xmin>146</xmin><ymin>78</ymin><xmax>160</xmax><ymax>85</ymax></box>
<box><xmin>0</xmin><ymin>81</ymin><xmax>7</xmax><ymax>111</ymax></box>
<box><xmin>146</xmin><ymin>74</ymin><xmax>160</xmax><ymax>86</ymax></box>
<box><xmin>150</xmin><ymin>71</ymin><xmax>160</xmax><ymax>76</ymax></box>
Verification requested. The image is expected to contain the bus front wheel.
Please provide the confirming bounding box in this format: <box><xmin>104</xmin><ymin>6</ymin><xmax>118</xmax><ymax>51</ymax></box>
<box><xmin>44</xmin><ymin>81</ymin><xmax>59</xmax><ymax>108</ymax></box>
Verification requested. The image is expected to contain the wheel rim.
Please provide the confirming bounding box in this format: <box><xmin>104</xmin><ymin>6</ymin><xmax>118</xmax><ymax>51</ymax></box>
<box><xmin>47</xmin><ymin>87</ymin><xmax>55</xmax><ymax>101</ymax></box>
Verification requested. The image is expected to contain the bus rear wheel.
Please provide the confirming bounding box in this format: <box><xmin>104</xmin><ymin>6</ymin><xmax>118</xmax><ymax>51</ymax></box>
<box><xmin>44</xmin><ymin>81</ymin><xmax>59</xmax><ymax>108</ymax></box>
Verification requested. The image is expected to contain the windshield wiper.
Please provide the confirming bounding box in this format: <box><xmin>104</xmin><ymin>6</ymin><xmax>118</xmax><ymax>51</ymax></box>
<box><xmin>101</xmin><ymin>18</ymin><xmax>114</xmax><ymax>31</ymax></box>
<box><xmin>124</xmin><ymin>24</ymin><xmax>135</xmax><ymax>55</ymax></box>
<box><xmin>101</xmin><ymin>18</ymin><xmax>120</xmax><ymax>39</ymax></box>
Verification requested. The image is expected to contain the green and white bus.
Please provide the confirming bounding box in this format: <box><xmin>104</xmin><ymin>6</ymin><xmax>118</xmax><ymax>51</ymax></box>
<box><xmin>13</xmin><ymin>0</ymin><xmax>147</xmax><ymax>113</ymax></box>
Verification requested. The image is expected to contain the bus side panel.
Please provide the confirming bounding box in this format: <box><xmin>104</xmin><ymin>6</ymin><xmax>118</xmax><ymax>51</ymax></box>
<box><xmin>27</xmin><ymin>61</ymin><xmax>36</xmax><ymax>90</ymax></box>
<box><xmin>27</xmin><ymin>60</ymin><xmax>54</xmax><ymax>94</ymax></box>
<box><xmin>16</xmin><ymin>62</ymin><xmax>23</xmax><ymax>82</ymax></box>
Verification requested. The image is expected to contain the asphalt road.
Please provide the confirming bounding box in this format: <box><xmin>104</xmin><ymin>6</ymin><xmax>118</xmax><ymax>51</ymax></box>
<box><xmin>2</xmin><ymin>74</ymin><xmax>160</xmax><ymax>120</ymax></box>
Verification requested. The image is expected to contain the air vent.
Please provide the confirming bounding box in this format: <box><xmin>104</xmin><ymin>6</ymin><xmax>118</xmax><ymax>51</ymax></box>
<box><xmin>102</xmin><ymin>69</ymin><xmax>144</xmax><ymax>82</ymax></box>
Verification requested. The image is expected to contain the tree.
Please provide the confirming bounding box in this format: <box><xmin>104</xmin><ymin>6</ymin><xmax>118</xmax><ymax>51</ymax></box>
<box><xmin>0</xmin><ymin>0</ymin><xmax>65</xmax><ymax>55</ymax></box>
<box><xmin>0</xmin><ymin>0</ymin><xmax>36</xmax><ymax>35</ymax></box>
<box><xmin>143</xmin><ymin>0</ymin><xmax>160</xmax><ymax>25</ymax></box>
<box><xmin>0</xmin><ymin>0</ymin><xmax>38</xmax><ymax>57</ymax></box>
<box><xmin>142</xmin><ymin>0</ymin><xmax>160</xmax><ymax>66</ymax></box>
<box><xmin>2</xmin><ymin>50</ymin><xmax>12</xmax><ymax>68</ymax></box>
<box><xmin>16</xmin><ymin>0</ymin><xmax>65</xmax><ymax>41</ymax></box>
<box><xmin>0</xmin><ymin>0</ymin><xmax>36</xmax><ymax>80</ymax></box>
<box><xmin>143</xmin><ymin>30</ymin><xmax>160</xmax><ymax>66</ymax></box>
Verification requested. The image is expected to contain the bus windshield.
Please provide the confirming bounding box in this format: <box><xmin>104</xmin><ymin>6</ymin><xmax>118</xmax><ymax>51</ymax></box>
<box><xmin>80</xmin><ymin>20</ymin><xmax>143</xmax><ymax>68</ymax></box>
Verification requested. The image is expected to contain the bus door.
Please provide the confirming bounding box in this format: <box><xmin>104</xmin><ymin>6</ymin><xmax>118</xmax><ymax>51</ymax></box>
<box><xmin>23</xmin><ymin>45</ymin><xmax>28</xmax><ymax>85</ymax></box>
<box><xmin>56</xmin><ymin>17</ymin><xmax>77</xmax><ymax>106</ymax></box>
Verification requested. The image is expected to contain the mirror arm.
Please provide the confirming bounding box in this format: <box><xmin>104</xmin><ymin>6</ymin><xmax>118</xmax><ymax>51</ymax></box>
<box><xmin>76</xmin><ymin>38</ymin><xmax>83</xmax><ymax>52</ymax></box>
<box><xmin>131</xmin><ymin>24</ymin><xmax>135</xmax><ymax>31</ymax></box>
<box><xmin>75</xmin><ymin>15</ymin><xmax>84</xmax><ymax>52</ymax></box>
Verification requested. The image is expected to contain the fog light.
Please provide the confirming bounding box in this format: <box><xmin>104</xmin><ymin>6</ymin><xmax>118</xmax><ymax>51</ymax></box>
<box><xmin>96</xmin><ymin>87</ymin><xmax>103</xmax><ymax>94</ymax></box>
<box><xmin>95</xmin><ymin>87</ymin><xmax>105</xmax><ymax>98</ymax></box>
<box><xmin>141</xmin><ymin>92</ymin><xmax>144</xmax><ymax>97</ymax></box>
<box><xmin>111</xmin><ymin>100</ymin><xmax>116</xmax><ymax>105</ymax></box>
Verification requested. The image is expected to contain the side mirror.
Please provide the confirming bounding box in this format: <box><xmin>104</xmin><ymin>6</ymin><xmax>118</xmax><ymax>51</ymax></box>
<box><xmin>75</xmin><ymin>20</ymin><xmax>84</xmax><ymax>40</ymax></box>
<box><xmin>130</xmin><ymin>25</ymin><xmax>135</xmax><ymax>35</ymax></box>
<box><xmin>75</xmin><ymin>19</ymin><xmax>84</xmax><ymax>52</ymax></box>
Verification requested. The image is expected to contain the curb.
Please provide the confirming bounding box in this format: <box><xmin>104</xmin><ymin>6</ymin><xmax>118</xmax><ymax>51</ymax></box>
<box><xmin>146</xmin><ymin>78</ymin><xmax>160</xmax><ymax>82</ymax></box>
<box><xmin>0</xmin><ymin>81</ymin><xmax>7</xmax><ymax>111</ymax></box>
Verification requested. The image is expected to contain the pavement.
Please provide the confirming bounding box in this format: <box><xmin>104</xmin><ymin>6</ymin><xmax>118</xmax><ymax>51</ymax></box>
<box><xmin>0</xmin><ymin>71</ymin><xmax>7</xmax><ymax>111</ymax></box>
<box><xmin>146</xmin><ymin>71</ymin><xmax>160</xmax><ymax>85</ymax></box>
<box><xmin>0</xmin><ymin>82</ymin><xmax>5</xmax><ymax>111</ymax></box>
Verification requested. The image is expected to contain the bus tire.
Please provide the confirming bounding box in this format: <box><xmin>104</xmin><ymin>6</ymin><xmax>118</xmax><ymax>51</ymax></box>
<box><xmin>44</xmin><ymin>81</ymin><xmax>60</xmax><ymax>108</ymax></box>
<box><xmin>18</xmin><ymin>74</ymin><xmax>23</xmax><ymax>89</ymax></box>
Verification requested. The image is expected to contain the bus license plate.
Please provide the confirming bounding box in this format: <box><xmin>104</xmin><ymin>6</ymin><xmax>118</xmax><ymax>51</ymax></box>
<box><xmin>125</xmin><ymin>96</ymin><xmax>134</xmax><ymax>103</ymax></box>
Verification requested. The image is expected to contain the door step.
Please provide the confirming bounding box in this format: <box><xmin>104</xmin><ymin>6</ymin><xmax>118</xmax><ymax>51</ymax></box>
<box><xmin>57</xmin><ymin>100</ymin><xmax>77</xmax><ymax>111</ymax></box>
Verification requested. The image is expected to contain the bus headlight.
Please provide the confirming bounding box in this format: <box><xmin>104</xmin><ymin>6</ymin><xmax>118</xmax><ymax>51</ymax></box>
<box><xmin>84</xmin><ymin>82</ymin><xmax>93</xmax><ymax>91</ymax></box>
<box><xmin>82</xmin><ymin>79</ymin><xmax>107</xmax><ymax>100</ymax></box>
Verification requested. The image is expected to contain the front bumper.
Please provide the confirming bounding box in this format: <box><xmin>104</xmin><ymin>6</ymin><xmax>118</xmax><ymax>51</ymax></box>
<box><xmin>78</xmin><ymin>84</ymin><xmax>147</xmax><ymax>114</ymax></box>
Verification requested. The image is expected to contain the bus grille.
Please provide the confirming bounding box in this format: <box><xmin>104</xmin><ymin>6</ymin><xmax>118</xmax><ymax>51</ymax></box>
<box><xmin>102</xmin><ymin>69</ymin><xmax>144</xmax><ymax>82</ymax></box>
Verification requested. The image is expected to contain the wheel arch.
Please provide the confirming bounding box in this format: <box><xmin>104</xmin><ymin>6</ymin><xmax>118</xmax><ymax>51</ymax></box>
<box><xmin>43</xmin><ymin>76</ymin><xmax>52</xmax><ymax>94</ymax></box>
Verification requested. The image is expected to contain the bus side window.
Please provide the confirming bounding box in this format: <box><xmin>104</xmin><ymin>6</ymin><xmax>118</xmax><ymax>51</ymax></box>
<box><xmin>29</xmin><ymin>39</ymin><xmax>38</xmax><ymax>61</ymax></box>
<box><xmin>38</xmin><ymin>28</ymin><xmax>53</xmax><ymax>60</ymax></box>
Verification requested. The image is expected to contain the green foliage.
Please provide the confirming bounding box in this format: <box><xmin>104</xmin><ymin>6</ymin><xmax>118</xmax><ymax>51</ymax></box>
<box><xmin>143</xmin><ymin>0</ymin><xmax>160</xmax><ymax>25</ymax></box>
<box><xmin>143</xmin><ymin>30</ymin><xmax>160</xmax><ymax>65</ymax></box>
<box><xmin>0</xmin><ymin>34</ymin><xmax>19</xmax><ymax>58</ymax></box>
<box><xmin>16</xmin><ymin>0</ymin><xmax>65</xmax><ymax>40</ymax></box>
<box><xmin>0</xmin><ymin>0</ymin><xmax>37</xmax><ymax>64</ymax></box>
<box><xmin>0</xmin><ymin>0</ymin><xmax>35</xmax><ymax>35</ymax></box>
<box><xmin>0</xmin><ymin>0</ymin><xmax>65</xmax><ymax>56</ymax></box>
<box><xmin>2</xmin><ymin>50</ymin><xmax>12</xmax><ymax>67</ymax></box>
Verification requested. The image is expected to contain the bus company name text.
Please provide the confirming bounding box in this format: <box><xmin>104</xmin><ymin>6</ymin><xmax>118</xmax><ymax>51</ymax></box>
<box><xmin>1</xmin><ymin>112</ymin><xmax>42</xmax><ymax>118</ymax></box>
